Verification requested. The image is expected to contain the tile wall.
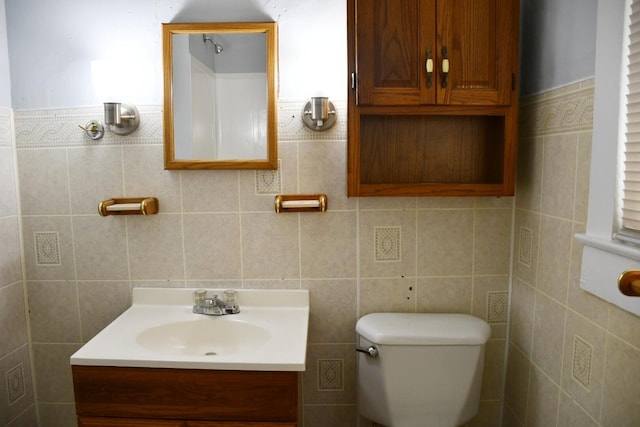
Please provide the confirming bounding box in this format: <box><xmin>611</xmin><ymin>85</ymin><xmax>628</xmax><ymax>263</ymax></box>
<box><xmin>14</xmin><ymin>101</ymin><xmax>513</xmax><ymax>427</ymax></box>
<box><xmin>0</xmin><ymin>107</ymin><xmax>37</xmax><ymax>426</ymax></box>
<box><xmin>505</xmin><ymin>78</ymin><xmax>640</xmax><ymax>426</ymax></box>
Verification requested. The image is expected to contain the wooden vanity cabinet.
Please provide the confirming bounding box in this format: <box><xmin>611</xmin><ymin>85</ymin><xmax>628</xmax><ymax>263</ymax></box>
<box><xmin>348</xmin><ymin>0</ymin><xmax>519</xmax><ymax>196</ymax></box>
<box><xmin>73</xmin><ymin>366</ymin><xmax>298</xmax><ymax>427</ymax></box>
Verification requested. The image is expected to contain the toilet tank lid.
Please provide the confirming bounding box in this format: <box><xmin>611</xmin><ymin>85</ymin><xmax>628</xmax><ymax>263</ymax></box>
<box><xmin>356</xmin><ymin>313</ymin><xmax>491</xmax><ymax>345</ymax></box>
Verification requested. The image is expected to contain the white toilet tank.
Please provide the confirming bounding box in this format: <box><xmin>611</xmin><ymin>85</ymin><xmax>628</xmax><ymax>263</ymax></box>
<box><xmin>356</xmin><ymin>313</ymin><xmax>491</xmax><ymax>427</ymax></box>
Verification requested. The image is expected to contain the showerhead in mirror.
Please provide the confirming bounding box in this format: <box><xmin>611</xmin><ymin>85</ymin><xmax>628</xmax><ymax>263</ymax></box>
<box><xmin>202</xmin><ymin>34</ymin><xmax>223</xmax><ymax>54</ymax></box>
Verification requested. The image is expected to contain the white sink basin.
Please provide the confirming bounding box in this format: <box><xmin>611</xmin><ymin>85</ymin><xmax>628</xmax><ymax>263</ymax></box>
<box><xmin>136</xmin><ymin>318</ymin><xmax>271</xmax><ymax>356</ymax></box>
<box><xmin>70</xmin><ymin>288</ymin><xmax>309</xmax><ymax>371</ymax></box>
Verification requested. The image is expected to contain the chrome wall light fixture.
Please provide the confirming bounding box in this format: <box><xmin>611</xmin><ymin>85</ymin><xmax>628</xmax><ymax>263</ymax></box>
<box><xmin>302</xmin><ymin>97</ymin><xmax>337</xmax><ymax>132</ymax></box>
<box><xmin>103</xmin><ymin>102</ymin><xmax>140</xmax><ymax>135</ymax></box>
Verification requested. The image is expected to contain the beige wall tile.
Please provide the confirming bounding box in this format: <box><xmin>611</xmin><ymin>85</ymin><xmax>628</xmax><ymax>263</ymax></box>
<box><xmin>27</xmin><ymin>281</ymin><xmax>80</xmax><ymax>343</ymax></box>
<box><xmin>300</xmin><ymin>211</ymin><xmax>357</xmax><ymax>279</ymax></box>
<box><xmin>241</xmin><ymin>212</ymin><xmax>300</xmax><ymax>279</ymax></box>
<box><xmin>67</xmin><ymin>146</ymin><xmax>123</xmax><ymax>215</ymax></box>
<box><xmin>32</xmin><ymin>343</ymin><xmax>81</xmax><ymax>403</ymax></box>
<box><xmin>183</xmin><ymin>213</ymin><xmax>242</xmax><ymax>280</ymax></box>
<box><xmin>601</xmin><ymin>337</ymin><xmax>640</xmax><ymax>426</ymax></box>
<box><xmin>21</xmin><ymin>216</ymin><xmax>76</xmax><ymax>281</ymax></box>
<box><xmin>525</xmin><ymin>366</ymin><xmax>559</xmax><ymax>427</ymax></box>
<box><xmin>472</xmin><ymin>275</ymin><xmax>509</xmax><ymax>338</ymax></box>
<box><xmin>465</xmin><ymin>400</ymin><xmax>502</xmax><ymax>427</ymax></box>
<box><xmin>303</xmin><ymin>279</ymin><xmax>357</xmax><ymax>344</ymax></box>
<box><xmin>515</xmin><ymin>136</ymin><xmax>543</xmax><ymax>212</ymax></box>
<box><xmin>17</xmin><ymin>148</ymin><xmax>70</xmax><ymax>215</ymax></box>
<box><xmin>541</xmin><ymin>133</ymin><xmax>578</xmax><ymax>220</ymax></box>
<box><xmin>0</xmin><ymin>283</ymin><xmax>28</xmax><ymax>354</ymax></box>
<box><xmin>359</xmin><ymin>209</ymin><xmax>416</xmax><ymax>278</ymax></box>
<box><xmin>509</xmin><ymin>279</ymin><xmax>535</xmax><ymax>357</ymax></box>
<box><xmin>298</xmin><ymin>140</ymin><xmax>356</xmax><ymax>211</ymax></box>
<box><xmin>122</xmin><ymin>145</ymin><xmax>182</xmax><ymax>213</ymax></box>
<box><xmin>536</xmin><ymin>216</ymin><xmax>572</xmax><ymax>303</ymax></box>
<box><xmin>574</xmin><ymin>132</ymin><xmax>592</xmax><ymax>223</ymax></box>
<box><xmin>127</xmin><ymin>214</ymin><xmax>185</xmax><ymax>280</ymax></box>
<box><xmin>0</xmin><ymin>217</ymin><xmax>22</xmax><ymax>287</ymax></box>
<box><xmin>181</xmin><ymin>169</ymin><xmax>240</xmax><ymax>212</ymax></box>
<box><xmin>504</xmin><ymin>344</ymin><xmax>531</xmax><ymax>424</ymax></box>
<box><xmin>474</xmin><ymin>209</ymin><xmax>512</xmax><ymax>275</ymax></box>
<box><xmin>481</xmin><ymin>339</ymin><xmax>506</xmax><ymax>400</ymax></box>
<box><xmin>0</xmin><ymin>147</ymin><xmax>18</xmax><ymax>217</ymax></box>
<box><xmin>557</xmin><ymin>391</ymin><xmax>599</xmax><ymax>427</ymax></box>
<box><xmin>359</xmin><ymin>277</ymin><xmax>416</xmax><ymax>316</ymax></box>
<box><xmin>303</xmin><ymin>344</ymin><xmax>356</xmax><ymax>405</ymax></box>
<box><xmin>0</xmin><ymin>346</ymin><xmax>35</xmax><ymax>426</ymax></box>
<box><xmin>607</xmin><ymin>303</ymin><xmax>640</xmax><ymax>350</ymax></box>
<box><xmin>37</xmin><ymin>403</ymin><xmax>77</xmax><ymax>427</ymax></box>
<box><xmin>532</xmin><ymin>292</ymin><xmax>566</xmax><ymax>382</ymax></box>
<box><xmin>513</xmin><ymin>209</ymin><xmax>540</xmax><ymax>287</ymax></box>
<box><xmin>303</xmin><ymin>404</ymin><xmax>357</xmax><ymax>427</ymax></box>
<box><xmin>560</xmin><ymin>311</ymin><xmax>605</xmax><ymax>420</ymax></box>
<box><xmin>416</xmin><ymin>276</ymin><xmax>472</xmax><ymax>314</ymax></box>
<box><xmin>417</xmin><ymin>209</ymin><xmax>474</xmax><ymax>276</ymax></box>
<box><xmin>77</xmin><ymin>281</ymin><xmax>131</xmax><ymax>342</ymax></box>
<box><xmin>73</xmin><ymin>215</ymin><xmax>129</xmax><ymax>280</ymax></box>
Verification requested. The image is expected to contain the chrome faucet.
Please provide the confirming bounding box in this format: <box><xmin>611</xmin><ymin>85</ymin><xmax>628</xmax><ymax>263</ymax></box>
<box><xmin>193</xmin><ymin>289</ymin><xmax>240</xmax><ymax>316</ymax></box>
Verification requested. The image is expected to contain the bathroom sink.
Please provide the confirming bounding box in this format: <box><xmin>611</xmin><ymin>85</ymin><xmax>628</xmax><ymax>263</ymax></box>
<box><xmin>136</xmin><ymin>318</ymin><xmax>271</xmax><ymax>356</ymax></box>
<box><xmin>70</xmin><ymin>288</ymin><xmax>309</xmax><ymax>371</ymax></box>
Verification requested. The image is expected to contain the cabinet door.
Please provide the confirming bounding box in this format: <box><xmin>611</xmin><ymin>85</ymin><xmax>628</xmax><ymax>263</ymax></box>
<box><xmin>354</xmin><ymin>0</ymin><xmax>435</xmax><ymax>105</ymax></box>
<box><xmin>78</xmin><ymin>417</ymin><xmax>186</xmax><ymax>427</ymax></box>
<box><xmin>436</xmin><ymin>0</ymin><xmax>518</xmax><ymax>105</ymax></box>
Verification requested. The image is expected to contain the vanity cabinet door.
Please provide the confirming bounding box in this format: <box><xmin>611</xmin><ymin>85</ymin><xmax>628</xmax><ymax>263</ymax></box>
<box><xmin>187</xmin><ymin>422</ymin><xmax>297</xmax><ymax>426</ymax></box>
<box><xmin>78</xmin><ymin>418</ymin><xmax>186</xmax><ymax>427</ymax></box>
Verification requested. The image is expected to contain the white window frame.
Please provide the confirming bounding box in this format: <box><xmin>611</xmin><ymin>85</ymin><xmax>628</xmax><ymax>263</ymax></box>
<box><xmin>575</xmin><ymin>0</ymin><xmax>640</xmax><ymax>316</ymax></box>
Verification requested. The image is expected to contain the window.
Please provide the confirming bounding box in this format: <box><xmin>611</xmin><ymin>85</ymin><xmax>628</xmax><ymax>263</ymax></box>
<box><xmin>576</xmin><ymin>0</ymin><xmax>640</xmax><ymax>316</ymax></box>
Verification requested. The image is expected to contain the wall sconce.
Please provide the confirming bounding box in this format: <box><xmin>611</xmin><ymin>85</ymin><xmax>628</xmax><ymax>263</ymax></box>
<box><xmin>302</xmin><ymin>97</ymin><xmax>337</xmax><ymax>132</ymax></box>
<box><xmin>104</xmin><ymin>102</ymin><xmax>140</xmax><ymax>135</ymax></box>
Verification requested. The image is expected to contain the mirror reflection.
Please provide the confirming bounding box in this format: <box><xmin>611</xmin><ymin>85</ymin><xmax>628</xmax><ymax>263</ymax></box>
<box><xmin>163</xmin><ymin>23</ymin><xmax>278</xmax><ymax>170</ymax></box>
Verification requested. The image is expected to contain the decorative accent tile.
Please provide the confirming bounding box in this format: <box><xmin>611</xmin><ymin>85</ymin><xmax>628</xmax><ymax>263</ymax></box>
<box><xmin>14</xmin><ymin>106</ymin><xmax>163</xmax><ymax>149</ymax></box>
<box><xmin>374</xmin><ymin>226</ymin><xmax>401</xmax><ymax>262</ymax></box>
<box><xmin>572</xmin><ymin>335</ymin><xmax>593</xmax><ymax>390</ymax></box>
<box><xmin>255</xmin><ymin>159</ymin><xmax>282</xmax><ymax>194</ymax></box>
<box><xmin>519</xmin><ymin>226</ymin><xmax>533</xmax><ymax>267</ymax></box>
<box><xmin>487</xmin><ymin>290</ymin><xmax>509</xmax><ymax>323</ymax></box>
<box><xmin>6</xmin><ymin>363</ymin><xmax>25</xmax><ymax>405</ymax></box>
<box><xmin>318</xmin><ymin>359</ymin><xmax>343</xmax><ymax>391</ymax></box>
<box><xmin>520</xmin><ymin>78</ymin><xmax>594</xmax><ymax>137</ymax></box>
<box><xmin>34</xmin><ymin>231</ymin><xmax>61</xmax><ymax>265</ymax></box>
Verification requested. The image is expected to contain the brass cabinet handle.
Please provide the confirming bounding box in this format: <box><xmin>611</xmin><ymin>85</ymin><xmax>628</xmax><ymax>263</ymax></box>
<box><xmin>425</xmin><ymin>48</ymin><xmax>434</xmax><ymax>88</ymax></box>
<box><xmin>441</xmin><ymin>46</ymin><xmax>450</xmax><ymax>88</ymax></box>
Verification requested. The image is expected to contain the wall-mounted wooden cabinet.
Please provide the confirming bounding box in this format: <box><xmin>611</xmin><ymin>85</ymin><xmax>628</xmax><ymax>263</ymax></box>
<box><xmin>348</xmin><ymin>0</ymin><xmax>519</xmax><ymax>197</ymax></box>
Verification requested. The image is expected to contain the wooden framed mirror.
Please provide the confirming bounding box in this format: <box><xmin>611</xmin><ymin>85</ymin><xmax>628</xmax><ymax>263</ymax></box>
<box><xmin>162</xmin><ymin>22</ymin><xmax>278</xmax><ymax>170</ymax></box>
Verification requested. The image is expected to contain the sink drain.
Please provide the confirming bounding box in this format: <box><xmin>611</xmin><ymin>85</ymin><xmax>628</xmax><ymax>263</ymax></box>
<box><xmin>204</xmin><ymin>351</ymin><xmax>217</xmax><ymax>356</ymax></box>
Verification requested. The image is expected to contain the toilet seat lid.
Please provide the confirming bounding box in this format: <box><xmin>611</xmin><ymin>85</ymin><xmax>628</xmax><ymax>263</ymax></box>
<box><xmin>356</xmin><ymin>313</ymin><xmax>491</xmax><ymax>345</ymax></box>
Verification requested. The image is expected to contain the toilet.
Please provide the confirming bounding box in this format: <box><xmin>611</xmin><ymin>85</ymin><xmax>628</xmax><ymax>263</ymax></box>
<box><xmin>356</xmin><ymin>312</ymin><xmax>491</xmax><ymax>427</ymax></box>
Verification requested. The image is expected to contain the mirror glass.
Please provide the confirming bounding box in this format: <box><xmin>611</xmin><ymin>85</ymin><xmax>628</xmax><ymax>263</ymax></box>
<box><xmin>163</xmin><ymin>23</ymin><xmax>278</xmax><ymax>169</ymax></box>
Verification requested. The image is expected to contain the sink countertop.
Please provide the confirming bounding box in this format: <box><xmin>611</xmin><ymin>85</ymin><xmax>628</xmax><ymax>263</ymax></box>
<box><xmin>70</xmin><ymin>288</ymin><xmax>309</xmax><ymax>371</ymax></box>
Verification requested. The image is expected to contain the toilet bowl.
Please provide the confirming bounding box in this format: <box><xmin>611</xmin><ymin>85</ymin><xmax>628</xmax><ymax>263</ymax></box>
<box><xmin>356</xmin><ymin>312</ymin><xmax>491</xmax><ymax>427</ymax></box>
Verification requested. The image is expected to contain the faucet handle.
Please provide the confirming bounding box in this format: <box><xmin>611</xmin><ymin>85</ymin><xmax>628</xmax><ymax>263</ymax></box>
<box><xmin>193</xmin><ymin>289</ymin><xmax>207</xmax><ymax>306</ymax></box>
